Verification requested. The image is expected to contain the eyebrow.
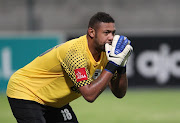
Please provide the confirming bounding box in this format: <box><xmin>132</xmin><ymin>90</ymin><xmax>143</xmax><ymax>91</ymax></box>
<box><xmin>105</xmin><ymin>30</ymin><xmax>116</xmax><ymax>33</ymax></box>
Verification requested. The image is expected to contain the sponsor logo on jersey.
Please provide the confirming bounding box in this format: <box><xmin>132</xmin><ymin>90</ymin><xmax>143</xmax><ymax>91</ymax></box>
<box><xmin>74</xmin><ymin>68</ymin><xmax>88</xmax><ymax>82</ymax></box>
<box><xmin>92</xmin><ymin>69</ymin><xmax>102</xmax><ymax>80</ymax></box>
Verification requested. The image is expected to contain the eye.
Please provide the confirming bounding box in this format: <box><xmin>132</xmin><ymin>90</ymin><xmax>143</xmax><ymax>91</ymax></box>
<box><xmin>105</xmin><ymin>31</ymin><xmax>109</xmax><ymax>34</ymax></box>
<box><xmin>104</xmin><ymin>31</ymin><xmax>110</xmax><ymax>35</ymax></box>
<box><xmin>112</xmin><ymin>31</ymin><xmax>116</xmax><ymax>35</ymax></box>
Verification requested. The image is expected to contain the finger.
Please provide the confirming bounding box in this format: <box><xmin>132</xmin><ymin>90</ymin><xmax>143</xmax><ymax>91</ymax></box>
<box><xmin>114</xmin><ymin>35</ymin><xmax>129</xmax><ymax>54</ymax></box>
<box><xmin>123</xmin><ymin>45</ymin><xmax>133</xmax><ymax>56</ymax></box>
<box><xmin>105</xmin><ymin>43</ymin><xmax>111</xmax><ymax>53</ymax></box>
<box><xmin>119</xmin><ymin>38</ymin><xmax>129</xmax><ymax>52</ymax></box>
<box><xmin>128</xmin><ymin>40</ymin><xmax>131</xmax><ymax>45</ymax></box>
<box><xmin>112</xmin><ymin>35</ymin><xmax>120</xmax><ymax>47</ymax></box>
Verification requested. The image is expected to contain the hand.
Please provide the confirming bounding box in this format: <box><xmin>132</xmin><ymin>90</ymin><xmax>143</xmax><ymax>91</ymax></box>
<box><xmin>120</xmin><ymin>47</ymin><xmax>132</xmax><ymax>67</ymax></box>
<box><xmin>120</xmin><ymin>36</ymin><xmax>133</xmax><ymax>67</ymax></box>
<box><xmin>105</xmin><ymin>35</ymin><xmax>133</xmax><ymax>66</ymax></box>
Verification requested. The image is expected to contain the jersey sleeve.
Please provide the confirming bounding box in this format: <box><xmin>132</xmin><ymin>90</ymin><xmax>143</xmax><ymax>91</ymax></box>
<box><xmin>61</xmin><ymin>48</ymin><xmax>92</xmax><ymax>88</ymax></box>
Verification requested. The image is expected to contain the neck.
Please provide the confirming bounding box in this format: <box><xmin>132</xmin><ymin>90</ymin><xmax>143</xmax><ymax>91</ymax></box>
<box><xmin>87</xmin><ymin>35</ymin><xmax>101</xmax><ymax>62</ymax></box>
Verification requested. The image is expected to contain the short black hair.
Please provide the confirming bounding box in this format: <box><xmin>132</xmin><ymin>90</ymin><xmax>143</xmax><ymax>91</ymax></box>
<box><xmin>88</xmin><ymin>12</ymin><xmax>115</xmax><ymax>29</ymax></box>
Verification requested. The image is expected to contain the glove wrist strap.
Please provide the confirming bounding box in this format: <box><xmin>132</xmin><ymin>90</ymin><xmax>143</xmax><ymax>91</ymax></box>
<box><xmin>117</xmin><ymin>66</ymin><xmax>126</xmax><ymax>74</ymax></box>
<box><xmin>104</xmin><ymin>61</ymin><xmax>119</xmax><ymax>74</ymax></box>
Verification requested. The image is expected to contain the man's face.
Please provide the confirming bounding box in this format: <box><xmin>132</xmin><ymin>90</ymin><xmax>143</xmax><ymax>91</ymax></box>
<box><xmin>94</xmin><ymin>22</ymin><xmax>116</xmax><ymax>52</ymax></box>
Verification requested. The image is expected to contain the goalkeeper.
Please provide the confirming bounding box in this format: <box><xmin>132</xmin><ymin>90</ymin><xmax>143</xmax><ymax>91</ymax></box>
<box><xmin>7</xmin><ymin>12</ymin><xmax>133</xmax><ymax>123</ymax></box>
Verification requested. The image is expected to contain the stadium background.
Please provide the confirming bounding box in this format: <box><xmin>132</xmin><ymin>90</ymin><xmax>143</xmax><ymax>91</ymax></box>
<box><xmin>0</xmin><ymin>0</ymin><xmax>180</xmax><ymax>122</ymax></box>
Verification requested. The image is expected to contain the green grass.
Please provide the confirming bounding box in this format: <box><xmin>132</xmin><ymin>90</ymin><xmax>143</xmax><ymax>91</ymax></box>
<box><xmin>1</xmin><ymin>88</ymin><xmax>180</xmax><ymax>123</ymax></box>
<box><xmin>0</xmin><ymin>94</ymin><xmax>16</xmax><ymax>123</ymax></box>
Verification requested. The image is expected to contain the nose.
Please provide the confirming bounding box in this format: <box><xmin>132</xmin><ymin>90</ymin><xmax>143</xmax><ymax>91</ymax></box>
<box><xmin>108</xmin><ymin>33</ymin><xmax>114</xmax><ymax>41</ymax></box>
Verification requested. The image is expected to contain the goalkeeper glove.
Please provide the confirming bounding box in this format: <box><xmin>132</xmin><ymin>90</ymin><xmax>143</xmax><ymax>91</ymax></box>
<box><xmin>105</xmin><ymin>35</ymin><xmax>133</xmax><ymax>74</ymax></box>
<box><xmin>120</xmin><ymin>39</ymin><xmax>133</xmax><ymax>67</ymax></box>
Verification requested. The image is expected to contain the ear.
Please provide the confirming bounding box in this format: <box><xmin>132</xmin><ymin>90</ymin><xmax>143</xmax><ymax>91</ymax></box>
<box><xmin>88</xmin><ymin>27</ymin><xmax>95</xmax><ymax>38</ymax></box>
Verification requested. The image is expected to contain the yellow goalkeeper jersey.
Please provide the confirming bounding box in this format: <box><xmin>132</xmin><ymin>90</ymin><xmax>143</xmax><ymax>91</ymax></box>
<box><xmin>7</xmin><ymin>35</ymin><xmax>108</xmax><ymax>108</ymax></box>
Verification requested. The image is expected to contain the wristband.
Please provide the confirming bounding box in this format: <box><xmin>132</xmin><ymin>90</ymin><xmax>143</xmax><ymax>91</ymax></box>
<box><xmin>104</xmin><ymin>61</ymin><xmax>119</xmax><ymax>74</ymax></box>
<box><xmin>117</xmin><ymin>66</ymin><xmax>126</xmax><ymax>74</ymax></box>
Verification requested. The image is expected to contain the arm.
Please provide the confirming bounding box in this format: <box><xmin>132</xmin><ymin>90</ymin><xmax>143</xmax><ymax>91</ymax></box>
<box><xmin>109</xmin><ymin>72</ymin><xmax>128</xmax><ymax>98</ymax></box>
<box><xmin>78</xmin><ymin>70</ymin><xmax>113</xmax><ymax>103</ymax></box>
<box><xmin>105</xmin><ymin>35</ymin><xmax>132</xmax><ymax>99</ymax></box>
<box><xmin>78</xmin><ymin>35</ymin><xmax>132</xmax><ymax>102</ymax></box>
<box><xmin>79</xmin><ymin>35</ymin><xmax>132</xmax><ymax>103</ymax></box>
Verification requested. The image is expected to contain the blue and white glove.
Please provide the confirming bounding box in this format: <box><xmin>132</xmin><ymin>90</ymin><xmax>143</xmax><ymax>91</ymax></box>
<box><xmin>120</xmin><ymin>46</ymin><xmax>132</xmax><ymax>67</ymax></box>
<box><xmin>105</xmin><ymin>35</ymin><xmax>133</xmax><ymax>74</ymax></box>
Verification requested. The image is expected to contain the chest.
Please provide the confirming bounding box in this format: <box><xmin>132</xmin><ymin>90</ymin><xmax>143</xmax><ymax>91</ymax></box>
<box><xmin>88</xmin><ymin>60</ymin><xmax>106</xmax><ymax>80</ymax></box>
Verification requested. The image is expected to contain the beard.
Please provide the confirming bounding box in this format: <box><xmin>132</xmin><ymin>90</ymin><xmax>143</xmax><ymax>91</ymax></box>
<box><xmin>102</xmin><ymin>44</ymin><xmax>106</xmax><ymax>52</ymax></box>
<box><xmin>94</xmin><ymin>34</ymin><xmax>106</xmax><ymax>52</ymax></box>
<box><xmin>94</xmin><ymin>44</ymin><xmax>105</xmax><ymax>53</ymax></box>
<box><xmin>94</xmin><ymin>39</ymin><xmax>106</xmax><ymax>52</ymax></box>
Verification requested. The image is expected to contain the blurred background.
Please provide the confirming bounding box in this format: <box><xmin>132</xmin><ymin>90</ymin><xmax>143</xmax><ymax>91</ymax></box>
<box><xmin>0</xmin><ymin>0</ymin><xmax>180</xmax><ymax>123</ymax></box>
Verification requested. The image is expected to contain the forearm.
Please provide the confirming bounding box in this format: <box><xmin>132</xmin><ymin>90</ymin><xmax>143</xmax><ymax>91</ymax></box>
<box><xmin>79</xmin><ymin>70</ymin><xmax>113</xmax><ymax>102</ymax></box>
<box><xmin>79</xmin><ymin>34</ymin><xmax>133</xmax><ymax>102</ymax></box>
<box><xmin>109</xmin><ymin>73</ymin><xmax>128</xmax><ymax>98</ymax></box>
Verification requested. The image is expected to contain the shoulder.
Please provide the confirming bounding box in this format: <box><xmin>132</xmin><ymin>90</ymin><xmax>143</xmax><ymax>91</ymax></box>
<box><xmin>60</xmin><ymin>35</ymin><xmax>87</xmax><ymax>53</ymax></box>
<box><xmin>56</xmin><ymin>35</ymin><xmax>88</xmax><ymax>60</ymax></box>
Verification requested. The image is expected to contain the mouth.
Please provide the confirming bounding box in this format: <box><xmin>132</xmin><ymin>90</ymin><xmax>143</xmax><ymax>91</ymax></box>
<box><xmin>107</xmin><ymin>42</ymin><xmax>112</xmax><ymax>45</ymax></box>
<box><xmin>106</xmin><ymin>40</ymin><xmax>112</xmax><ymax>45</ymax></box>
